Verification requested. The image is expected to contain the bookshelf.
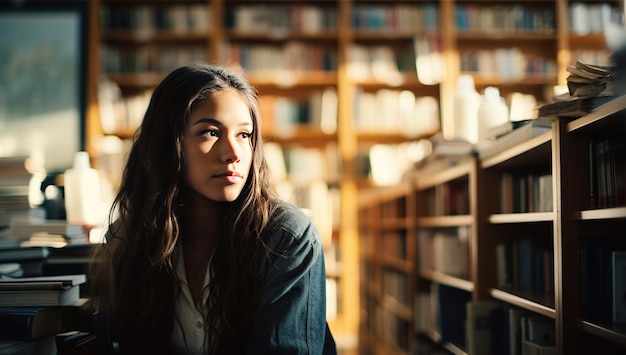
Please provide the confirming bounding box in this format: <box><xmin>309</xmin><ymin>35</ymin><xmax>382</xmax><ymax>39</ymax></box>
<box><xmin>75</xmin><ymin>0</ymin><xmax>623</xmax><ymax>351</ymax></box>
<box><xmin>359</xmin><ymin>95</ymin><xmax>626</xmax><ymax>354</ymax></box>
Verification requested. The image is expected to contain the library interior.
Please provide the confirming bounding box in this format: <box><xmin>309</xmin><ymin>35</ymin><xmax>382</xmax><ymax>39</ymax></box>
<box><xmin>1</xmin><ymin>0</ymin><xmax>626</xmax><ymax>354</ymax></box>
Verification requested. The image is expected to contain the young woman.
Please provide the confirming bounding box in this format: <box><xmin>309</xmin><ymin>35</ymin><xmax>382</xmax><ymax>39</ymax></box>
<box><xmin>89</xmin><ymin>63</ymin><xmax>336</xmax><ymax>354</ymax></box>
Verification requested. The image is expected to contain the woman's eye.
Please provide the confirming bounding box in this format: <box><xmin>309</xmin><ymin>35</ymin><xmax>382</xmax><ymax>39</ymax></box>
<box><xmin>201</xmin><ymin>129</ymin><xmax>218</xmax><ymax>137</ymax></box>
<box><xmin>241</xmin><ymin>132</ymin><xmax>252</xmax><ymax>139</ymax></box>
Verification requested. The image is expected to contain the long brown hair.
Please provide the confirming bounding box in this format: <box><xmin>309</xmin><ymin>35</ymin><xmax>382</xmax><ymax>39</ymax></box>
<box><xmin>89</xmin><ymin>63</ymin><xmax>283</xmax><ymax>354</ymax></box>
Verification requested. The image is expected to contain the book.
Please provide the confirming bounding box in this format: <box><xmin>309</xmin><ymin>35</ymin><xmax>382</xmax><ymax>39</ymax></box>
<box><xmin>523</xmin><ymin>339</ymin><xmax>557</xmax><ymax>355</ymax></box>
<box><xmin>0</xmin><ymin>275</ymin><xmax>86</xmax><ymax>307</ymax></box>
<box><xmin>0</xmin><ymin>274</ymin><xmax>86</xmax><ymax>290</ymax></box>
<box><xmin>465</xmin><ymin>300</ymin><xmax>501</xmax><ymax>355</ymax></box>
<box><xmin>0</xmin><ymin>334</ymin><xmax>56</xmax><ymax>355</ymax></box>
<box><xmin>612</xmin><ymin>251</ymin><xmax>626</xmax><ymax>323</ymax></box>
<box><xmin>9</xmin><ymin>219</ymin><xmax>85</xmax><ymax>242</ymax></box>
<box><xmin>537</xmin><ymin>94</ymin><xmax>616</xmax><ymax>118</ymax></box>
<box><xmin>525</xmin><ymin>315</ymin><xmax>555</xmax><ymax>345</ymax></box>
<box><xmin>0</xmin><ymin>286</ymin><xmax>81</xmax><ymax>307</ymax></box>
<box><xmin>564</xmin><ymin>60</ymin><xmax>615</xmax><ymax>97</ymax></box>
<box><xmin>55</xmin><ymin>331</ymin><xmax>98</xmax><ymax>355</ymax></box>
<box><xmin>509</xmin><ymin>307</ymin><xmax>532</xmax><ymax>355</ymax></box>
<box><xmin>0</xmin><ymin>247</ymin><xmax>49</xmax><ymax>263</ymax></box>
<box><xmin>477</xmin><ymin>119</ymin><xmax>552</xmax><ymax>160</ymax></box>
<box><xmin>0</xmin><ymin>306</ymin><xmax>64</xmax><ymax>340</ymax></box>
<box><xmin>436</xmin><ymin>284</ymin><xmax>470</xmax><ymax>348</ymax></box>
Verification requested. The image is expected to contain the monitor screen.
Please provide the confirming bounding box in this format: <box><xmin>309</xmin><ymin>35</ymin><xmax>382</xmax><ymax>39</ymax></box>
<box><xmin>0</xmin><ymin>2</ymin><xmax>87</xmax><ymax>174</ymax></box>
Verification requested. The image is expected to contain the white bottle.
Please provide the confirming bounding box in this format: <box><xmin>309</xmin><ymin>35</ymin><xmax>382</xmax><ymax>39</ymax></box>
<box><xmin>64</xmin><ymin>151</ymin><xmax>103</xmax><ymax>226</ymax></box>
<box><xmin>453</xmin><ymin>75</ymin><xmax>480</xmax><ymax>144</ymax></box>
<box><xmin>477</xmin><ymin>86</ymin><xmax>509</xmax><ymax>143</ymax></box>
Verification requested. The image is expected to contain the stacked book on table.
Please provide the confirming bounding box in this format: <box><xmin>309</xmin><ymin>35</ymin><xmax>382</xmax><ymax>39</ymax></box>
<box><xmin>0</xmin><ymin>274</ymin><xmax>86</xmax><ymax>307</ymax></box>
<box><xmin>0</xmin><ymin>274</ymin><xmax>94</xmax><ymax>354</ymax></box>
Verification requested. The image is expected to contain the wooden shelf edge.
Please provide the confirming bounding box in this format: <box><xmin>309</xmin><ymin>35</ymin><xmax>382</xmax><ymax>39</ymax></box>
<box><xmin>480</xmin><ymin>131</ymin><xmax>552</xmax><ymax>169</ymax></box>
<box><xmin>488</xmin><ymin>211</ymin><xmax>554</xmax><ymax>224</ymax></box>
<box><xmin>417</xmin><ymin>215</ymin><xmax>473</xmax><ymax>227</ymax></box>
<box><xmin>567</xmin><ymin>95</ymin><xmax>626</xmax><ymax>133</ymax></box>
<box><xmin>490</xmin><ymin>288</ymin><xmax>556</xmax><ymax>319</ymax></box>
<box><xmin>574</xmin><ymin>206</ymin><xmax>626</xmax><ymax>220</ymax></box>
<box><xmin>415</xmin><ymin>158</ymin><xmax>473</xmax><ymax>190</ymax></box>
<box><xmin>579</xmin><ymin>320</ymin><xmax>626</xmax><ymax>348</ymax></box>
<box><xmin>418</xmin><ymin>268</ymin><xmax>473</xmax><ymax>292</ymax></box>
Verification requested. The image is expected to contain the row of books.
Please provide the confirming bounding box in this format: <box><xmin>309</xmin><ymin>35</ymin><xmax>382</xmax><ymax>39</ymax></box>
<box><xmin>459</xmin><ymin>48</ymin><xmax>558</xmax><ymax>81</ymax></box>
<box><xmin>101</xmin><ymin>44</ymin><xmax>206</xmax><ymax>75</ymax></box>
<box><xmin>258</xmin><ymin>88</ymin><xmax>338</xmax><ymax>136</ymax></box>
<box><xmin>415</xmin><ymin>284</ymin><xmax>556</xmax><ymax>354</ymax></box>
<box><xmin>0</xmin><ymin>274</ymin><xmax>95</xmax><ymax>354</ymax></box>
<box><xmin>568</xmin><ymin>2</ymin><xmax>622</xmax><ymax>36</ymax></box>
<box><xmin>376</xmin><ymin>306</ymin><xmax>410</xmax><ymax>350</ymax></box>
<box><xmin>220</xmin><ymin>41</ymin><xmax>338</xmax><ymax>76</ymax></box>
<box><xmin>351</xmin><ymin>3</ymin><xmax>439</xmax><ymax>32</ymax></box>
<box><xmin>417</xmin><ymin>227</ymin><xmax>471</xmax><ymax>280</ymax></box>
<box><xmin>225</xmin><ymin>4</ymin><xmax>337</xmax><ymax>33</ymax></box>
<box><xmin>380</xmin><ymin>230</ymin><xmax>407</xmax><ymax>261</ymax></box>
<box><xmin>500</xmin><ymin>173</ymin><xmax>553</xmax><ymax>214</ymax></box>
<box><xmin>381</xmin><ymin>268</ymin><xmax>409</xmax><ymax>307</ymax></box>
<box><xmin>571</xmin><ymin>48</ymin><xmax>612</xmax><ymax>68</ymax></box>
<box><xmin>353</xmin><ymin>89</ymin><xmax>440</xmax><ymax>136</ymax></box>
<box><xmin>101</xmin><ymin>3</ymin><xmax>211</xmax><ymax>33</ymax></box>
<box><xmin>581</xmin><ymin>235</ymin><xmax>626</xmax><ymax>324</ymax></box>
<box><xmin>359</xmin><ymin>141</ymin><xmax>435</xmax><ymax>187</ymax></box>
<box><xmin>422</xmin><ymin>177</ymin><xmax>471</xmax><ymax>217</ymax></box>
<box><xmin>496</xmin><ymin>238</ymin><xmax>555</xmax><ymax>295</ymax></box>
<box><xmin>98</xmin><ymin>81</ymin><xmax>150</xmax><ymax>135</ymax></box>
<box><xmin>589</xmin><ymin>138</ymin><xmax>626</xmax><ymax>209</ymax></box>
<box><xmin>466</xmin><ymin>301</ymin><xmax>556</xmax><ymax>355</ymax></box>
<box><xmin>455</xmin><ymin>4</ymin><xmax>556</xmax><ymax>33</ymax></box>
<box><xmin>347</xmin><ymin>37</ymin><xmax>445</xmax><ymax>86</ymax></box>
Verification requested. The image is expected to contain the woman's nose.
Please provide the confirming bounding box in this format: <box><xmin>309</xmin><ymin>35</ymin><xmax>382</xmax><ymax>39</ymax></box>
<box><xmin>220</xmin><ymin>136</ymin><xmax>240</xmax><ymax>163</ymax></box>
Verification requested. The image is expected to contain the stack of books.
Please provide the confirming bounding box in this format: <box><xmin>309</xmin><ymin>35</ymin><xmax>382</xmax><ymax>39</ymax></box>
<box><xmin>0</xmin><ymin>274</ymin><xmax>95</xmax><ymax>354</ymax></box>
<box><xmin>9</xmin><ymin>218</ymin><xmax>86</xmax><ymax>247</ymax></box>
<box><xmin>566</xmin><ymin>60</ymin><xmax>615</xmax><ymax>97</ymax></box>
<box><xmin>0</xmin><ymin>156</ymin><xmax>33</xmax><ymax>213</ymax></box>
<box><xmin>0</xmin><ymin>274</ymin><xmax>86</xmax><ymax>307</ymax></box>
<box><xmin>0</xmin><ymin>246</ymin><xmax>50</xmax><ymax>277</ymax></box>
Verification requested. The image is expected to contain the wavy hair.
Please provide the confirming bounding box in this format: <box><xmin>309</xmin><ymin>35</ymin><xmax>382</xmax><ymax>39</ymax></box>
<box><xmin>89</xmin><ymin>63</ymin><xmax>283</xmax><ymax>354</ymax></box>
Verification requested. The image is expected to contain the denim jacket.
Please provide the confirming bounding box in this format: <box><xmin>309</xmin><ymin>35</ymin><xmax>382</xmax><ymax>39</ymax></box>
<box><xmin>246</xmin><ymin>202</ymin><xmax>337</xmax><ymax>354</ymax></box>
<box><xmin>94</xmin><ymin>202</ymin><xmax>337</xmax><ymax>354</ymax></box>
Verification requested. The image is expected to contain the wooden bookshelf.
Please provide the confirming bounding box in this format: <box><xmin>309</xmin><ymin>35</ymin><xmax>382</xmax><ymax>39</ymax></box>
<box><xmin>359</xmin><ymin>95</ymin><xmax>626</xmax><ymax>353</ymax></box>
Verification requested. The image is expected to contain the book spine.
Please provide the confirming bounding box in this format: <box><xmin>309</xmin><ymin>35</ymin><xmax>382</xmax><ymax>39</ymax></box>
<box><xmin>0</xmin><ymin>313</ymin><xmax>35</xmax><ymax>339</ymax></box>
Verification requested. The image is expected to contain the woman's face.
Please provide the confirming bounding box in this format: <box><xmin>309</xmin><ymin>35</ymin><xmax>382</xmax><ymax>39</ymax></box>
<box><xmin>182</xmin><ymin>89</ymin><xmax>254</xmax><ymax>202</ymax></box>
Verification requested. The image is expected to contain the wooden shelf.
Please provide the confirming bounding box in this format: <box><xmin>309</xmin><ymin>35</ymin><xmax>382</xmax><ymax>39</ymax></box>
<box><xmin>418</xmin><ymin>268</ymin><xmax>473</xmax><ymax>292</ymax></box>
<box><xmin>490</xmin><ymin>288</ymin><xmax>556</xmax><ymax>319</ymax></box>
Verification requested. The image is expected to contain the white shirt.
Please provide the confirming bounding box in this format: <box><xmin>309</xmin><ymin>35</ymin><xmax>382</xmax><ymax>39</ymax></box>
<box><xmin>170</xmin><ymin>247</ymin><xmax>212</xmax><ymax>355</ymax></box>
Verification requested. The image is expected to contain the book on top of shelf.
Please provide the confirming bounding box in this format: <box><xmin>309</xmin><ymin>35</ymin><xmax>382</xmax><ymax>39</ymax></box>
<box><xmin>537</xmin><ymin>93</ymin><xmax>617</xmax><ymax>118</ymax></box>
<box><xmin>565</xmin><ymin>60</ymin><xmax>615</xmax><ymax>97</ymax></box>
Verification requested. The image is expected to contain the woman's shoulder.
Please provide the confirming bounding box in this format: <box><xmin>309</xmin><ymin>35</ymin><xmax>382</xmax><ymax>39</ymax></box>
<box><xmin>270</xmin><ymin>199</ymin><xmax>317</xmax><ymax>238</ymax></box>
<box><xmin>263</xmin><ymin>199</ymin><xmax>321</xmax><ymax>252</ymax></box>
<box><xmin>260</xmin><ymin>199</ymin><xmax>323</xmax><ymax>270</ymax></box>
